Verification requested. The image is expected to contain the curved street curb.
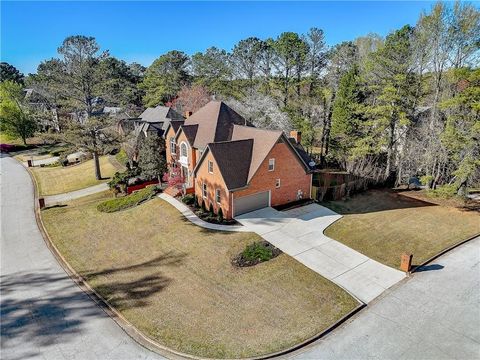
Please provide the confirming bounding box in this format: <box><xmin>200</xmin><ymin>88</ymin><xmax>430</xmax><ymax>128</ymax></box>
<box><xmin>20</xmin><ymin>157</ymin><xmax>366</xmax><ymax>360</ymax></box>
<box><xmin>411</xmin><ymin>232</ymin><xmax>480</xmax><ymax>273</ymax></box>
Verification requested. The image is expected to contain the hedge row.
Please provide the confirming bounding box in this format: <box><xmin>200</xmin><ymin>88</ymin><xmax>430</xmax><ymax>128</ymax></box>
<box><xmin>97</xmin><ymin>185</ymin><xmax>159</xmax><ymax>213</ymax></box>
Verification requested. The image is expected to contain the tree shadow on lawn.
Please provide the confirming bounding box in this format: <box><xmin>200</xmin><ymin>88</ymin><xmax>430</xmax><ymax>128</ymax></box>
<box><xmin>0</xmin><ymin>252</ymin><xmax>185</xmax><ymax>354</ymax></box>
<box><xmin>321</xmin><ymin>189</ymin><xmax>437</xmax><ymax>215</ymax></box>
<box><xmin>81</xmin><ymin>251</ymin><xmax>186</xmax><ymax>310</ymax></box>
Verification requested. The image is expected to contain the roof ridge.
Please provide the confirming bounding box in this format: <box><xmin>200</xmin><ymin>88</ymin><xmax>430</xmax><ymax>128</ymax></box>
<box><xmin>208</xmin><ymin>138</ymin><xmax>253</xmax><ymax>145</ymax></box>
<box><xmin>233</xmin><ymin>124</ymin><xmax>283</xmax><ymax>133</ymax></box>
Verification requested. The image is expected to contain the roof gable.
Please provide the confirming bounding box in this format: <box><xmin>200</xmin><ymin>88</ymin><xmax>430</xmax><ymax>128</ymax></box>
<box><xmin>195</xmin><ymin>139</ymin><xmax>254</xmax><ymax>190</ymax></box>
<box><xmin>231</xmin><ymin>125</ymin><xmax>283</xmax><ymax>182</ymax></box>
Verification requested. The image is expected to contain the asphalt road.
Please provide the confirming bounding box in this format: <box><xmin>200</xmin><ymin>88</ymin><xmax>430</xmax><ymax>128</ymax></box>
<box><xmin>291</xmin><ymin>236</ymin><xmax>480</xmax><ymax>359</ymax></box>
<box><xmin>0</xmin><ymin>155</ymin><xmax>163</xmax><ymax>360</ymax></box>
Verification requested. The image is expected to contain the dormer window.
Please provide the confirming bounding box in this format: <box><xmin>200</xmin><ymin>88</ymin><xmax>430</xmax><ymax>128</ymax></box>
<box><xmin>268</xmin><ymin>158</ymin><xmax>275</xmax><ymax>171</ymax></box>
<box><xmin>180</xmin><ymin>143</ymin><xmax>188</xmax><ymax>157</ymax></box>
<box><xmin>208</xmin><ymin>160</ymin><xmax>213</xmax><ymax>174</ymax></box>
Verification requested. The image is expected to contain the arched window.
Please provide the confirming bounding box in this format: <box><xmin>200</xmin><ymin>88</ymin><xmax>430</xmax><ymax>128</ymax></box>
<box><xmin>180</xmin><ymin>142</ymin><xmax>188</xmax><ymax>157</ymax></box>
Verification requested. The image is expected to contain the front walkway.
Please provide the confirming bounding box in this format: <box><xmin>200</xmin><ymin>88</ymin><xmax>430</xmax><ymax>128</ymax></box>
<box><xmin>44</xmin><ymin>183</ymin><xmax>109</xmax><ymax>206</ymax></box>
<box><xmin>158</xmin><ymin>193</ymin><xmax>249</xmax><ymax>232</ymax></box>
<box><xmin>236</xmin><ymin>205</ymin><xmax>405</xmax><ymax>303</ymax></box>
<box><xmin>291</xmin><ymin>236</ymin><xmax>480</xmax><ymax>359</ymax></box>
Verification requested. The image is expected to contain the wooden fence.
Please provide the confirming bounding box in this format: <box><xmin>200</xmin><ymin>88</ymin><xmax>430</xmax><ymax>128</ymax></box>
<box><xmin>311</xmin><ymin>171</ymin><xmax>374</xmax><ymax>201</ymax></box>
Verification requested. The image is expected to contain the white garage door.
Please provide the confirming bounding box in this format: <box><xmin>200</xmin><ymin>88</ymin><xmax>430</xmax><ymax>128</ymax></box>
<box><xmin>233</xmin><ymin>191</ymin><xmax>270</xmax><ymax>217</ymax></box>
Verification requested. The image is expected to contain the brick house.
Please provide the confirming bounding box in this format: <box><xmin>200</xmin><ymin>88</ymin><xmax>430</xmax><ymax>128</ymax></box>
<box><xmin>165</xmin><ymin>100</ymin><xmax>314</xmax><ymax>219</ymax></box>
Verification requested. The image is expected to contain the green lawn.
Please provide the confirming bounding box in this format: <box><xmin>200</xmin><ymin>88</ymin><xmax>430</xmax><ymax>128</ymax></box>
<box><xmin>41</xmin><ymin>192</ymin><xmax>358</xmax><ymax>358</ymax></box>
<box><xmin>31</xmin><ymin>156</ymin><xmax>124</xmax><ymax>195</ymax></box>
<box><xmin>323</xmin><ymin>189</ymin><xmax>480</xmax><ymax>269</ymax></box>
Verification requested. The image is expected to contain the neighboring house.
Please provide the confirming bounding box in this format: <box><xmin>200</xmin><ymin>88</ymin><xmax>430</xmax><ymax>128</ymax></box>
<box><xmin>126</xmin><ymin>105</ymin><xmax>185</xmax><ymax>140</ymax></box>
<box><xmin>165</xmin><ymin>100</ymin><xmax>315</xmax><ymax>219</ymax></box>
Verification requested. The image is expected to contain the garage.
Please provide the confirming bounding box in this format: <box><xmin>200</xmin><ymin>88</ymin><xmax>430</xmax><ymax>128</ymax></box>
<box><xmin>233</xmin><ymin>191</ymin><xmax>270</xmax><ymax>217</ymax></box>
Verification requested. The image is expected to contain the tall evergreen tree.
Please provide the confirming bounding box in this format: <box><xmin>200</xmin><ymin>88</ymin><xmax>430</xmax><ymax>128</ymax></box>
<box><xmin>138</xmin><ymin>133</ymin><xmax>167</xmax><ymax>183</ymax></box>
<box><xmin>330</xmin><ymin>65</ymin><xmax>365</xmax><ymax>165</ymax></box>
<box><xmin>141</xmin><ymin>50</ymin><xmax>189</xmax><ymax>107</ymax></box>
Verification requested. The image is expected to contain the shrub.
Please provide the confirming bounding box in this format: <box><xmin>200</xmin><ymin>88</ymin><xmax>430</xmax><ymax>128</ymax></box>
<box><xmin>232</xmin><ymin>241</ymin><xmax>281</xmax><ymax>267</ymax></box>
<box><xmin>194</xmin><ymin>195</ymin><xmax>199</xmax><ymax>208</ymax></box>
<box><xmin>115</xmin><ymin>148</ymin><xmax>129</xmax><ymax>166</ymax></box>
<box><xmin>201</xmin><ymin>200</ymin><xmax>207</xmax><ymax>212</ymax></box>
<box><xmin>420</xmin><ymin>175</ymin><xmax>434</xmax><ymax>187</ymax></box>
<box><xmin>242</xmin><ymin>242</ymin><xmax>274</xmax><ymax>262</ymax></box>
<box><xmin>209</xmin><ymin>203</ymin><xmax>214</xmax><ymax>216</ymax></box>
<box><xmin>217</xmin><ymin>208</ymin><xmax>224</xmax><ymax>222</ymax></box>
<box><xmin>97</xmin><ymin>185</ymin><xmax>158</xmax><ymax>213</ymax></box>
<box><xmin>181</xmin><ymin>194</ymin><xmax>195</xmax><ymax>205</ymax></box>
<box><xmin>427</xmin><ymin>184</ymin><xmax>457</xmax><ymax>198</ymax></box>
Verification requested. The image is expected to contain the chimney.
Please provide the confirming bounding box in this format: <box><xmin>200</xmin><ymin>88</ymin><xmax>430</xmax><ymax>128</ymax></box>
<box><xmin>290</xmin><ymin>130</ymin><xmax>302</xmax><ymax>144</ymax></box>
<box><xmin>185</xmin><ymin>111</ymin><xmax>192</xmax><ymax>118</ymax></box>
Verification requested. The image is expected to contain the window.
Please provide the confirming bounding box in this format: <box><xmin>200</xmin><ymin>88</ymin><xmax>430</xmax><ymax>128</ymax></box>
<box><xmin>268</xmin><ymin>158</ymin><xmax>275</xmax><ymax>171</ymax></box>
<box><xmin>215</xmin><ymin>189</ymin><xmax>221</xmax><ymax>203</ymax></box>
<box><xmin>202</xmin><ymin>183</ymin><xmax>207</xmax><ymax>198</ymax></box>
<box><xmin>275</xmin><ymin>179</ymin><xmax>281</xmax><ymax>188</ymax></box>
<box><xmin>180</xmin><ymin>143</ymin><xmax>188</xmax><ymax>157</ymax></box>
<box><xmin>208</xmin><ymin>160</ymin><xmax>214</xmax><ymax>174</ymax></box>
<box><xmin>170</xmin><ymin>137</ymin><xmax>176</xmax><ymax>154</ymax></box>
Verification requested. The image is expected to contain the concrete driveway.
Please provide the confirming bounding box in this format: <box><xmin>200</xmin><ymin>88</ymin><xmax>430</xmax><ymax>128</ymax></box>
<box><xmin>0</xmin><ymin>155</ymin><xmax>163</xmax><ymax>360</ymax></box>
<box><xmin>236</xmin><ymin>204</ymin><xmax>405</xmax><ymax>303</ymax></box>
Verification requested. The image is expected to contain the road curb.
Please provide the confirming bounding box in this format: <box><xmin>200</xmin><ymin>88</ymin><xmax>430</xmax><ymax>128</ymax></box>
<box><xmin>411</xmin><ymin>232</ymin><xmax>480</xmax><ymax>273</ymax></box>
<box><xmin>20</xmin><ymin>157</ymin><xmax>367</xmax><ymax>360</ymax></box>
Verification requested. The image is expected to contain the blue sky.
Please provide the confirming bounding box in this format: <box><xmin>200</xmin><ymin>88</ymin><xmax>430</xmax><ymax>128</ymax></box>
<box><xmin>2</xmin><ymin>1</ymin><xmax>440</xmax><ymax>74</ymax></box>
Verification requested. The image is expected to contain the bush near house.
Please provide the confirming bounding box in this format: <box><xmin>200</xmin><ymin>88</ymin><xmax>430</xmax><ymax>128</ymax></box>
<box><xmin>181</xmin><ymin>194</ymin><xmax>195</xmax><ymax>205</ymax></box>
<box><xmin>97</xmin><ymin>185</ymin><xmax>159</xmax><ymax>213</ymax></box>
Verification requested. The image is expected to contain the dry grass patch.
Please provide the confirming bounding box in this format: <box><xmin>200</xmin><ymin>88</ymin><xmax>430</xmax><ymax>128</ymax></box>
<box><xmin>41</xmin><ymin>192</ymin><xmax>358</xmax><ymax>358</ymax></box>
<box><xmin>31</xmin><ymin>156</ymin><xmax>123</xmax><ymax>195</ymax></box>
<box><xmin>323</xmin><ymin>189</ymin><xmax>480</xmax><ymax>269</ymax></box>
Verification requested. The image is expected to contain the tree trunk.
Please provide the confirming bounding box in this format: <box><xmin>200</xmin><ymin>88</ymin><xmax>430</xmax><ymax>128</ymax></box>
<box><xmin>22</xmin><ymin>136</ymin><xmax>27</xmax><ymax>146</ymax></box>
<box><xmin>93</xmin><ymin>151</ymin><xmax>102</xmax><ymax>180</ymax></box>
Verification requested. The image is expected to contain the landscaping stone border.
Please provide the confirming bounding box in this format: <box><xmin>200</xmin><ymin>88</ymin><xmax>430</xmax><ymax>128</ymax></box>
<box><xmin>21</xmin><ymin>158</ymin><xmax>368</xmax><ymax>360</ymax></box>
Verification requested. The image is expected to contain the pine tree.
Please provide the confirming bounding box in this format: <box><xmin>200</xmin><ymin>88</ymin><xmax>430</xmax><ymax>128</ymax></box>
<box><xmin>138</xmin><ymin>134</ymin><xmax>167</xmax><ymax>183</ymax></box>
<box><xmin>330</xmin><ymin>65</ymin><xmax>364</xmax><ymax>165</ymax></box>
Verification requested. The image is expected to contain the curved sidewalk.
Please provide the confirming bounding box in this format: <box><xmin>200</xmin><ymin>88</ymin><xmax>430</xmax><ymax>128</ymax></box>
<box><xmin>0</xmin><ymin>155</ymin><xmax>163</xmax><ymax>360</ymax></box>
<box><xmin>158</xmin><ymin>193</ymin><xmax>250</xmax><ymax>232</ymax></box>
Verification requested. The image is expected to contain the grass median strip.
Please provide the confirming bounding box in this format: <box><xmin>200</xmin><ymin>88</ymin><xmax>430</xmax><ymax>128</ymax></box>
<box><xmin>41</xmin><ymin>192</ymin><xmax>358</xmax><ymax>358</ymax></box>
<box><xmin>323</xmin><ymin>189</ymin><xmax>480</xmax><ymax>269</ymax></box>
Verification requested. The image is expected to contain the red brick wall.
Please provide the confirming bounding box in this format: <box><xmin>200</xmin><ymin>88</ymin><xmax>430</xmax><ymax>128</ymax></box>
<box><xmin>233</xmin><ymin>141</ymin><xmax>311</xmax><ymax>207</ymax></box>
<box><xmin>194</xmin><ymin>152</ymin><xmax>231</xmax><ymax>218</ymax></box>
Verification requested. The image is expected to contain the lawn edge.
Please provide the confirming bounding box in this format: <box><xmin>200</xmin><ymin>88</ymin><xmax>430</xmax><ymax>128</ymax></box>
<box><xmin>21</xmin><ymin>157</ymin><xmax>366</xmax><ymax>360</ymax></box>
<box><xmin>321</xmin><ymin>201</ymin><xmax>480</xmax><ymax>273</ymax></box>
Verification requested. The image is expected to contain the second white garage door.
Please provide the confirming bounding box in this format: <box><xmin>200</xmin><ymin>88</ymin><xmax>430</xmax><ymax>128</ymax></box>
<box><xmin>233</xmin><ymin>191</ymin><xmax>270</xmax><ymax>217</ymax></box>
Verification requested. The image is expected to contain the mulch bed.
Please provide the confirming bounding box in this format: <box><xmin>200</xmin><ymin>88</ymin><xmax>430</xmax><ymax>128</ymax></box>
<box><xmin>232</xmin><ymin>241</ymin><xmax>282</xmax><ymax>268</ymax></box>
